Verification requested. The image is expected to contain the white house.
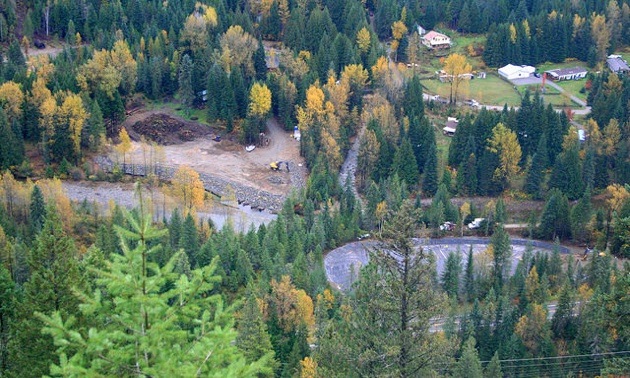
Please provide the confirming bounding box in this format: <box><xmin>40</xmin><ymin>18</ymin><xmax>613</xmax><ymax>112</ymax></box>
<box><xmin>498</xmin><ymin>64</ymin><xmax>536</xmax><ymax>80</ymax></box>
<box><xmin>421</xmin><ymin>31</ymin><xmax>451</xmax><ymax>49</ymax></box>
<box><xmin>417</xmin><ymin>25</ymin><xmax>426</xmax><ymax>36</ymax></box>
<box><xmin>545</xmin><ymin>67</ymin><xmax>587</xmax><ymax>81</ymax></box>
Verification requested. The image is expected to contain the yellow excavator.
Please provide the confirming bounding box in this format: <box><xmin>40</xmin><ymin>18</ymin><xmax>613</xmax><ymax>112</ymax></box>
<box><xmin>270</xmin><ymin>161</ymin><xmax>290</xmax><ymax>172</ymax></box>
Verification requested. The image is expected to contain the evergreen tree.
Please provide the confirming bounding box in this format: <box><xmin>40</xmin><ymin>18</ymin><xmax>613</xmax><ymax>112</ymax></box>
<box><xmin>8</xmin><ymin>206</ymin><xmax>81</xmax><ymax>378</ymax></box>
<box><xmin>0</xmin><ymin>109</ymin><xmax>22</xmax><ymax>170</ymax></box>
<box><xmin>485</xmin><ymin>351</ymin><xmax>503</xmax><ymax>378</ymax></box>
<box><xmin>491</xmin><ymin>225</ymin><xmax>511</xmax><ymax>294</ymax></box>
<box><xmin>464</xmin><ymin>245</ymin><xmax>476</xmax><ymax>302</ymax></box>
<box><xmin>525</xmin><ymin>134</ymin><xmax>548</xmax><ymax>199</ymax></box>
<box><xmin>178</xmin><ymin>54</ymin><xmax>194</xmax><ymax>114</ymax></box>
<box><xmin>441</xmin><ymin>249</ymin><xmax>462</xmax><ymax>300</ymax></box>
<box><xmin>168</xmin><ymin>208</ymin><xmax>182</xmax><ymax>250</ymax></box>
<box><xmin>0</xmin><ymin>264</ymin><xmax>15</xmax><ymax>373</ymax></box>
<box><xmin>341</xmin><ymin>200</ymin><xmax>451</xmax><ymax>376</ymax></box>
<box><xmin>236</xmin><ymin>291</ymin><xmax>277</xmax><ymax>376</ymax></box>
<box><xmin>29</xmin><ymin>185</ymin><xmax>46</xmax><ymax>235</ymax></box>
<box><xmin>179</xmin><ymin>213</ymin><xmax>199</xmax><ymax>267</ymax></box>
<box><xmin>392</xmin><ymin>138</ymin><xmax>419</xmax><ymax>186</ymax></box>
<box><xmin>454</xmin><ymin>337</ymin><xmax>483</xmax><ymax>378</ymax></box>
<box><xmin>536</xmin><ymin>188</ymin><xmax>571</xmax><ymax>240</ymax></box>
<box><xmin>403</xmin><ymin>76</ymin><xmax>424</xmax><ymax>120</ymax></box>
<box><xmin>38</xmin><ymin>205</ymin><xmax>272</xmax><ymax>376</ymax></box>
<box><xmin>422</xmin><ymin>142</ymin><xmax>438</xmax><ymax>196</ymax></box>
<box><xmin>254</xmin><ymin>39</ymin><xmax>268</xmax><ymax>81</ymax></box>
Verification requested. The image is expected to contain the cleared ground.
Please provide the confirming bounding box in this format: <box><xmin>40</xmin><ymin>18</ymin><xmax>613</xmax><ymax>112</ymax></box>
<box><xmin>119</xmin><ymin>109</ymin><xmax>306</xmax><ymax>196</ymax></box>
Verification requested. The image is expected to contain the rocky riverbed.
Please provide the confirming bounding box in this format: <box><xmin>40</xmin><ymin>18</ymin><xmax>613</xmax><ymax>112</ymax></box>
<box><xmin>94</xmin><ymin>156</ymin><xmax>291</xmax><ymax>213</ymax></box>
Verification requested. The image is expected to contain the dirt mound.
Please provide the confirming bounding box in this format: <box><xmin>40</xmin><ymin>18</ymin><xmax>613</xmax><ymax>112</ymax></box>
<box><xmin>130</xmin><ymin>113</ymin><xmax>211</xmax><ymax>145</ymax></box>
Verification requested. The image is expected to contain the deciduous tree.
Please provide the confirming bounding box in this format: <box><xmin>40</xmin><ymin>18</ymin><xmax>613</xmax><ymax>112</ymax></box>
<box><xmin>170</xmin><ymin>165</ymin><xmax>205</xmax><ymax>213</ymax></box>
<box><xmin>442</xmin><ymin>54</ymin><xmax>472</xmax><ymax>104</ymax></box>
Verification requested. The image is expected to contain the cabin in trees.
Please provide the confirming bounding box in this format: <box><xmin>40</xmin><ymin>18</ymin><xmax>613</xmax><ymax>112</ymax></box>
<box><xmin>421</xmin><ymin>31</ymin><xmax>451</xmax><ymax>50</ymax></box>
<box><xmin>498</xmin><ymin>64</ymin><xmax>536</xmax><ymax>80</ymax></box>
<box><xmin>607</xmin><ymin>55</ymin><xmax>630</xmax><ymax>75</ymax></box>
<box><xmin>442</xmin><ymin>117</ymin><xmax>459</xmax><ymax>136</ymax></box>
<box><xmin>544</xmin><ymin>67</ymin><xmax>587</xmax><ymax>81</ymax></box>
<box><xmin>417</xmin><ymin>25</ymin><xmax>427</xmax><ymax>36</ymax></box>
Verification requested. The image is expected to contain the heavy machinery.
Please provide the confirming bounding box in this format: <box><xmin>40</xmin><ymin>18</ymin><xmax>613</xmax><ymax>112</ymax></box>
<box><xmin>270</xmin><ymin>161</ymin><xmax>290</xmax><ymax>172</ymax></box>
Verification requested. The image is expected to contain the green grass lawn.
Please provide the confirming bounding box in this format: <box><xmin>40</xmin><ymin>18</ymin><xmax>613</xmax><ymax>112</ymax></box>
<box><xmin>421</xmin><ymin>73</ymin><xmax>521</xmax><ymax>106</ymax></box>
<box><xmin>537</xmin><ymin>59</ymin><xmax>589</xmax><ymax>72</ymax></box>
<box><xmin>554</xmin><ymin>79</ymin><xmax>588</xmax><ymax>102</ymax></box>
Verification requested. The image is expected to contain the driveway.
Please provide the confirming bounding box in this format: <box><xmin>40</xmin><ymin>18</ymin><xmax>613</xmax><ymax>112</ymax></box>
<box><xmin>510</xmin><ymin>77</ymin><xmax>543</xmax><ymax>86</ymax></box>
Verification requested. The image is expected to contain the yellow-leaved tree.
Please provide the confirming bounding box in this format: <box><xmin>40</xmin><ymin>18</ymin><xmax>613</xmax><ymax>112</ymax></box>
<box><xmin>356</xmin><ymin>27</ymin><xmax>371</xmax><ymax>54</ymax></box>
<box><xmin>0</xmin><ymin>81</ymin><xmax>24</xmax><ymax>123</ymax></box>
<box><xmin>170</xmin><ymin>165</ymin><xmax>205</xmax><ymax>213</ymax></box>
<box><xmin>442</xmin><ymin>53</ymin><xmax>472</xmax><ymax>104</ymax></box>
<box><xmin>180</xmin><ymin>3</ymin><xmax>217</xmax><ymax>54</ymax></box>
<box><xmin>220</xmin><ymin>25</ymin><xmax>257</xmax><ymax>75</ymax></box>
<box><xmin>248</xmin><ymin>82</ymin><xmax>272</xmax><ymax>120</ymax></box>
<box><xmin>59</xmin><ymin>92</ymin><xmax>89</xmax><ymax>162</ymax></box>
<box><xmin>116</xmin><ymin>127</ymin><xmax>132</xmax><ymax>167</ymax></box>
<box><xmin>77</xmin><ymin>39</ymin><xmax>137</xmax><ymax>97</ymax></box>
<box><xmin>487</xmin><ymin>122</ymin><xmax>522</xmax><ymax>188</ymax></box>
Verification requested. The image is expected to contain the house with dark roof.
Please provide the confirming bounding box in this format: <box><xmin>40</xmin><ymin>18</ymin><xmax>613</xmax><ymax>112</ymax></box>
<box><xmin>545</xmin><ymin>66</ymin><xmax>588</xmax><ymax>81</ymax></box>
<box><xmin>607</xmin><ymin>55</ymin><xmax>630</xmax><ymax>74</ymax></box>
<box><xmin>443</xmin><ymin>117</ymin><xmax>458</xmax><ymax>136</ymax></box>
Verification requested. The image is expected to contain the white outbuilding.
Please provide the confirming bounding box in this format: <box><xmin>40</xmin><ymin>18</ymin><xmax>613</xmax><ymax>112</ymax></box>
<box><xmin>498</xmin><ymin>64</ymin><xmax>536</xmax><ymax>80</ymax></box>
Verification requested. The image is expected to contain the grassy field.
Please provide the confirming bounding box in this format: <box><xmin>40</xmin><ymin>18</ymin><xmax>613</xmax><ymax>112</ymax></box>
<box><xmin>422</xmin><ymin>73</ymin><xmax>521</xmax><ymax>106</ymax></box>
<box><xmin>554</xmin><ymin>79</ymin><xmax>588</xmax><ymax>102</ymax></box>
<box><xmin>537</xmin><ymin>59</ymin><xmax>589</xmax><ymax>72</ymax></box>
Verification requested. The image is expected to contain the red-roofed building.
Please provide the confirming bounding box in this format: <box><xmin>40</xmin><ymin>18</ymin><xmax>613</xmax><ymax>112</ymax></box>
<box><xmin>421</xmin><ymin>31</ymin><xmax>451</xmax><ymax>50</ymax></box>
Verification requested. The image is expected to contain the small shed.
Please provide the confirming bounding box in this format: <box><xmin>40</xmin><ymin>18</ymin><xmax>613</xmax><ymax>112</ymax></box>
<box><xmin>443</xmin><ymin>117</ymin><xmax>459</xmax><ymax>136</ymax></box>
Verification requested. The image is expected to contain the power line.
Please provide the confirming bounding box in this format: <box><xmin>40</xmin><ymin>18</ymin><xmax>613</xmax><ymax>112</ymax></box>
<box><xmin>479</xmin><ymin>350</ymin><xmax>630</xmax><ymax>364</ymax></box>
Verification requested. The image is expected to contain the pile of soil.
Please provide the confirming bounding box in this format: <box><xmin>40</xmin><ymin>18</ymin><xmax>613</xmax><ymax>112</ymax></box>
<box><xmin>130</xmin><ymin>113</ymin><xmax>211</xmax><ymax>145</ymax></box>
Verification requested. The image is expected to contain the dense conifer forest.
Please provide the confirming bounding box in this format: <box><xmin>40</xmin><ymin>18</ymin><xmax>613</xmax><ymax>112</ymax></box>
<box><xmin>0</xmin><ymin>0</ymin><xmax>628</xmax><ymax>376</ymax></box>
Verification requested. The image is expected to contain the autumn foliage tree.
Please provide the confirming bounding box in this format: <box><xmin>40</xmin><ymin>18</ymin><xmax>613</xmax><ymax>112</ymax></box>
<box><xmin>442</xmin><ymin>53</ymin><xmax>472</xmax><ymax>104</ymax></box>
<box><xmin>486</xmin><ymin>123</ymin><xmax>522</xmax><ymax>190</ymax></box>
<box><xmin>170</xmin><ymin>165</ymin><xmax>205</xmax><ymax>213</ymax></box>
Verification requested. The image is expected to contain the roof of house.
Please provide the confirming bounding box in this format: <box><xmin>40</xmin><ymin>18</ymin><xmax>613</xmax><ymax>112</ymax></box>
<box><xmin>445</xmin><ymin>117</ymin><xmax>459</xmax><ymax>129</ymax></box>
<box><xmin>545</xmin><ymin>66</ymin><xmax>588</xmax><ymax>77</ymax></box>
<box><xmin>498</xmin><ymin>64</ymin><xmax>536</xmax><ymax>76</ymax></box>
<box><xmin>607</xmin><ymin>57</ymin><xmax>630</xmax><ymax>72</ymax></box>
<box><xmin>422</xmin><ymin>31</ymin><xmax>449</xmax><ymax>41</ymax></box>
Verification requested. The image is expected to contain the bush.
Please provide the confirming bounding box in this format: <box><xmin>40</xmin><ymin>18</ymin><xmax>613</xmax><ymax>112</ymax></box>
<box><xmin>70</xmin><ymin>167</ymin><xmax>85</xmax><ymax>181</ymax></box>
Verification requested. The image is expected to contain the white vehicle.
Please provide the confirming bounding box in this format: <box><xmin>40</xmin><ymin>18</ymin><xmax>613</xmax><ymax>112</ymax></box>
<box><xmin>467</xmin><ymin>218</ymin><xmax>486</xmax><ymax>229</ymax></box>
<box><xmin>439</xmin><ymin>221</ymin><xmax>455</xmax><ymax>231</ymax></box>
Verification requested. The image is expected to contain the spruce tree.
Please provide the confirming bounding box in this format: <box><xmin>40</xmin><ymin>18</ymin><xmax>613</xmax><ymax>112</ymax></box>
<box><xmin>392</xmin><ymin>138</ymin><xmax>419</xmax><ymax>186</ymax></box>
<box><xmin>464</xmin><ymin>245</ymin><xmax>476</xmax><ymax>302</ymax></box>
<box><xmin>343</xmin><ymin>200</ymin><xmax>451</xmax><ymax>376</ymax></box>
<box><xmin>525</xmin><ymin>134</ymin><xmax>548</xmax><ymax>199</ymax></box>
<box><xmin>29</xmin><ymin>185</ymin><xmax>46</xmax><ymax>235</ymax></box>
<box><xmin>179</xmin><ymin>213</ymin><xmax>199</xmax><ymax>267</ymax></box>
<box><xmin>441</xmin><ymin>249</ymin><xmax>462</xmax><ymax>300</ymax></box>
<box><xmin>38</xmin><ymin>205</ymin><xmax>272</xmax><ymax>376</ymax></box>
<box><xmin>485</xmin><ymin>351</ymin><xmax>503</xmax><ymax>378</ymax></box>
<box><xmin>491</xmin><ymin>225</ymin><xmax>511</xmax><ymax>295</ymax></box>
<box><xmin>0</xmin><ymin>264</ymin><xmax>15</xmax><ymax>374</ymax></box>
<box><xmin>8</xmin><ymin>206</ymin><xmax>81</xmax><ymax>378</ymax></box>
<box><xmin>454</xmin><ymin>337</ymin><xmax>483</xmax><ymax>378</ymax></box>
<box><xmin>422</xmin><ymin>142</ymin><xmax>438</xmax><ymax>196</ymax></box>
<box><xmin>236</xmin><ymin>291</ymin><xmax>277</xmax><ymax>376</ymax></box>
